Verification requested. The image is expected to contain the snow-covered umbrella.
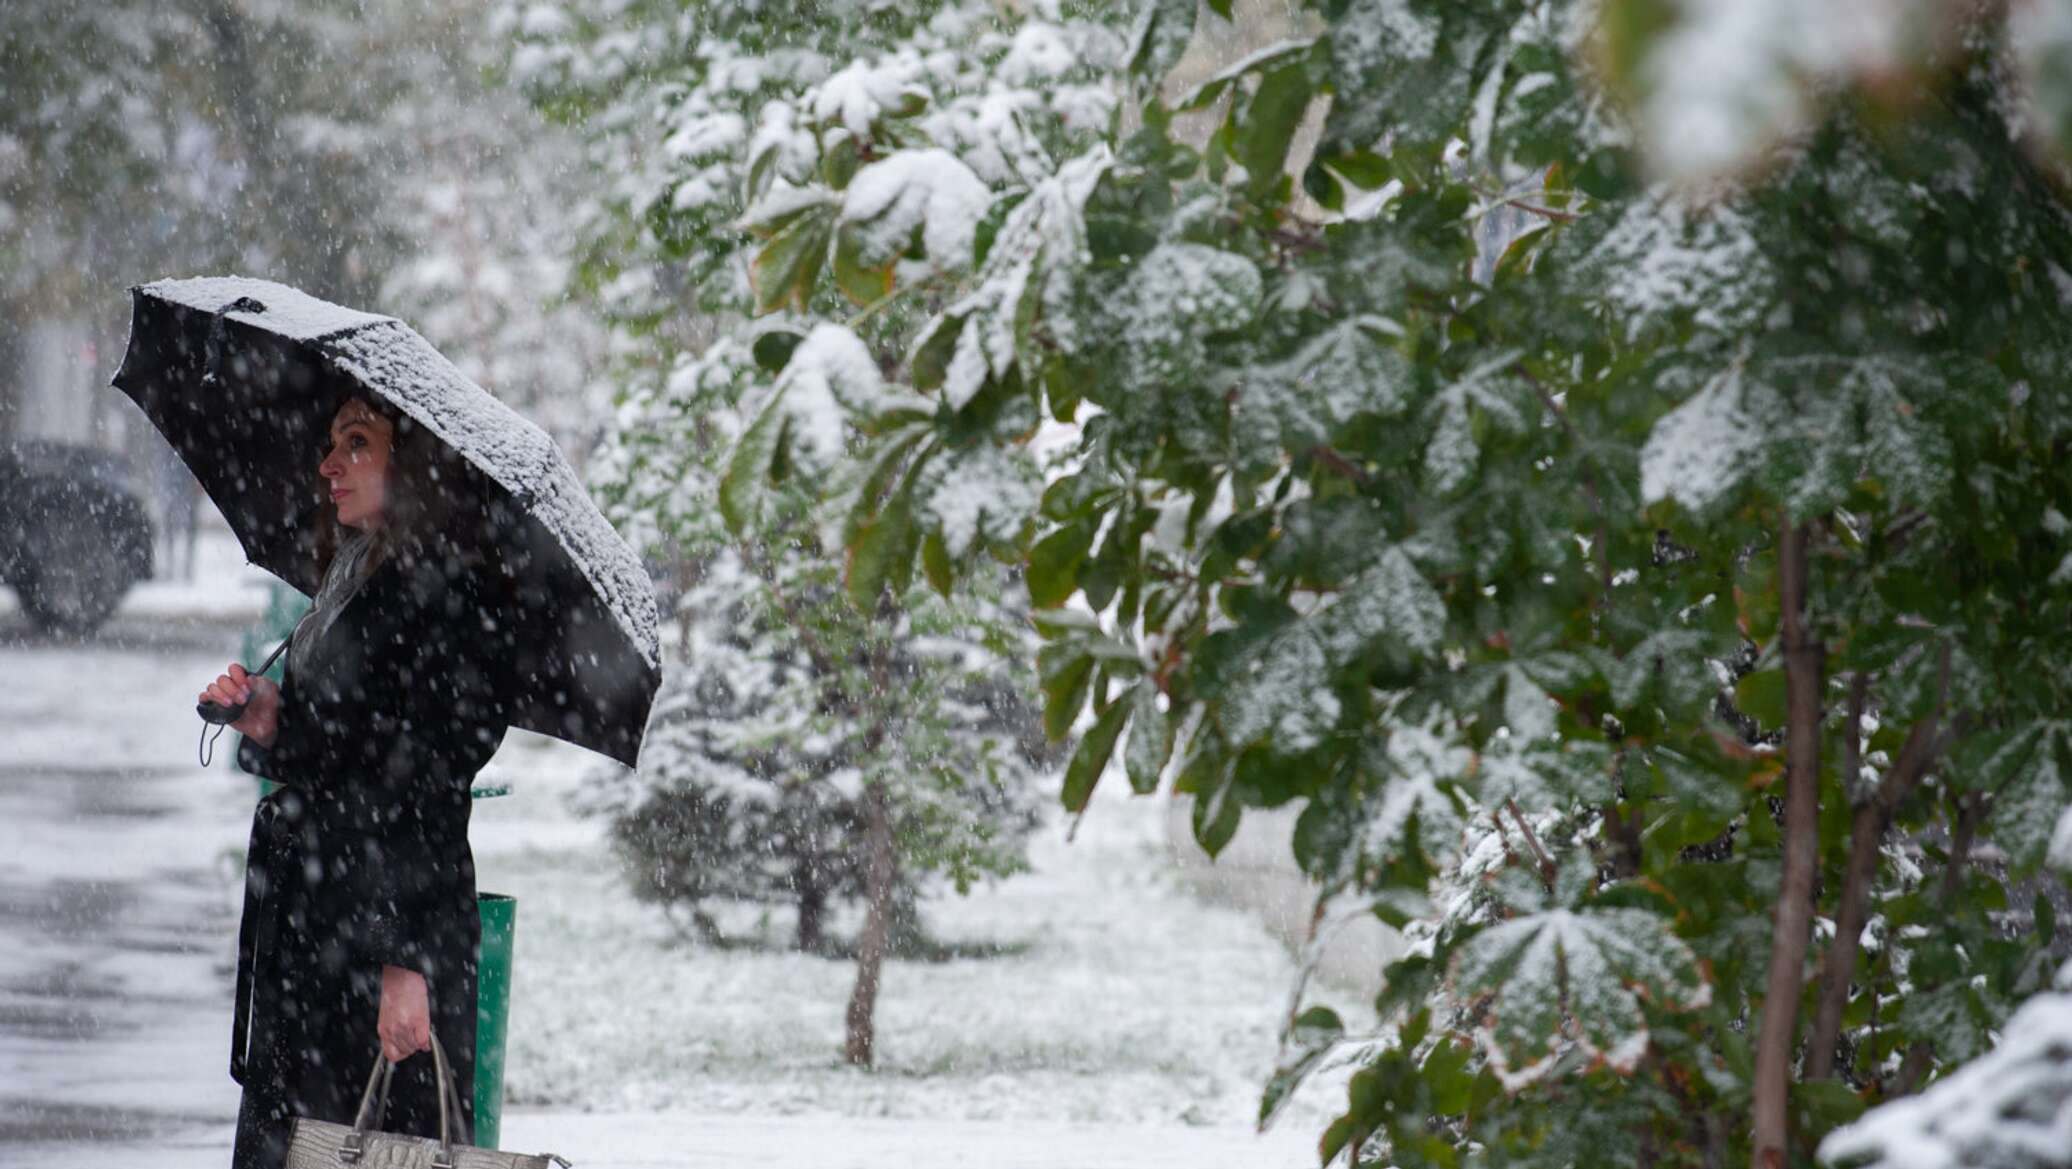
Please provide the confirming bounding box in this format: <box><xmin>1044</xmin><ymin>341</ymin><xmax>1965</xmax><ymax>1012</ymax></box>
<box><xmin>112</xmin><ymin>276</ymin><xmax>660</xmax><ymax>765</ymax></box>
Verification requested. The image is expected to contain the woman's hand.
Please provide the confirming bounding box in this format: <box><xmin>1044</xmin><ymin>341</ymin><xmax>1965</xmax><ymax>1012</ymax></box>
<box><xmin>378</xmin><ymin>964</ymin><xmax>433</xmax><ymax>1063</ymax></box>
<box><xmin>197</xmin><ymin>663</ymin><xmax>280</xmax><ymax>747</ymax></box>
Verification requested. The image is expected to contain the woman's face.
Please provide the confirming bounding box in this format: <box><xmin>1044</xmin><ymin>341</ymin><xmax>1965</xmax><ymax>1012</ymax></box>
<box><xmin>318</xmin><ymin>400</ymin><xmax>394</xmax><ymax>530</ymax></box>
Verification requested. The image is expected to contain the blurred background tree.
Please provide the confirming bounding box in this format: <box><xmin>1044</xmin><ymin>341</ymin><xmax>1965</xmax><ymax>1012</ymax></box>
<box><xmin>0</xmin><ymin>0</ymin><xmax>603</xmax><ymax>576</ymax></box>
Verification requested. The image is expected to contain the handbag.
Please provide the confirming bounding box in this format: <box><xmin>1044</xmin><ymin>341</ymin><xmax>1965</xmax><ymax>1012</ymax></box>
<box><xmin>284</xmin><ymin>1030</ymin><xmax>570</xmax><ymax>1169</ymax></box>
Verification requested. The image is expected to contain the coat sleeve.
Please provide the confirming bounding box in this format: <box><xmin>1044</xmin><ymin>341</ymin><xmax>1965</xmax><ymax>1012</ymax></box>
<box><xmin>234</xmin><ymin>671</ymin><xmax>327</xmax><ymax>787</ymax></box>
<box><xmin>335</xmin><ymin>566</ymin><xmax>513</xmax><ymax>976</ymax></box>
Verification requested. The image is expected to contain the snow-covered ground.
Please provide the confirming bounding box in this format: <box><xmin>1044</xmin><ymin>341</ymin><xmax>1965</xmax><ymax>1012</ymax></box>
<box><xmin>2</xmin><ymin>529</ymin><xmax>1357</xmax><ymax>1168</ymax></box>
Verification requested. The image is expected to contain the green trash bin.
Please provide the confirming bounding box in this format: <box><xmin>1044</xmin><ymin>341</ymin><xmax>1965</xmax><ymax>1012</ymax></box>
<box><xmin>232</xmin><ymin>581</ymin><xmax>520</xmax><ymax>1149</ymax></box>
<box><xmin>474</xmin><ymin>890</ymin><xmax>516</xmax><ymax>1149</ymax></box>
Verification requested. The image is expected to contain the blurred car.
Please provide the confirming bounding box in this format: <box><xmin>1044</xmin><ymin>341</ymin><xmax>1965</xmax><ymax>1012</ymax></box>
<box><xmin>0</xmin><ymin>440</ymin><xmax>155</xmax><ymax>633</ymax></box>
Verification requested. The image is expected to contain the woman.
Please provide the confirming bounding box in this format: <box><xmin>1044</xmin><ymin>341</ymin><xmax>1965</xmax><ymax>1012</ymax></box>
<box><xmin>199</xmin><ymin>395</ymin><xmax>514</xmax><ymax>1167</ymax></box>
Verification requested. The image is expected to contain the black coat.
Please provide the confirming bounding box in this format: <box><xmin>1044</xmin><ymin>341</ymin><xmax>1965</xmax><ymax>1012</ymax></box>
<box><xmin>230</xmin><ymin>551</ymin><xmax>512</xmax><ymax>1169</ymax></box>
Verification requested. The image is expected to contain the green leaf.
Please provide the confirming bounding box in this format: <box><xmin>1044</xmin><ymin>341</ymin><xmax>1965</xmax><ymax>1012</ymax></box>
<box><xmin>1220</xmin><ymin>625</ymin><xmax>1338</xmax><ymax>754</ymax></box>
<box><xmin>846</xmin><ymin>495</ymin><xmax>912</xmax><ymax>608</ymax></box>
<box><xmin>909</xmin><ymin>311</ymin><xmax>964</xmax><ymax>393</ymax></box>
<box><xmin>1422</xmin><ymin>1037</ymin><xmax>1475</xmax><ymax>1115</ymax></box>
<box><xmin>1174</xmin><ymin>36</ymin><xmax>1317</xmax><ymax>112</ymax></box>
<box><xmin>1039</xmin><ymin>648</ymin><xmax>1097</xmax><ymax>742</ymax></box>
<box><xmin>832</xmin><ymin>222</ymin><xmax>895</xmax><ymax>305</ymax></box>
<box><xmin>751</xmin><ymin>328</ymin><xmax>804</xmax><ymax>374</ymax></box>
<box><xmin>1790</xmin><ymin>1077</ymin><xmax>1867</xmax><ymax>1144</ymax></box>
<box><xmin>1037</xmin><ymin>613</ymin><xmax>1143</xmax><ymax>741</ymax></box>
<box><xmin>718</xmin><ymin>385</ymin><xmax>791</xmax><ymax>534</ymax></box>
<box><xmin>1032</xmin><ymin>608</ymin><xmax>1106</xmax><ymax>639</ymax></box>
<box><xmin>1452</xmin><ymin>907</ymin><xmax>1710</xmax><ymax>1090</ymax></box>
<box><xmin>921</xmin><ymin>529</ymin><xmax>953</xmax><ymax>597</ymax></box>
<box><xmin>748</xmin><ymin>200</ymin><xmax>834</xmax><ymax>315</ymax></box>
<box><xmin>1193</xmin><ymin>774</ymin><xmax>1242</xmax><ymax>858</ymax></box>
<box><xmin>1124</xmin><ymin>680</ymin><xmax>1174</xmax><ymax>793</ymax></box>
<box><xmin>1063</xmin><ymin>694</ymin><xmax>1133</xmax><ymax>812</ymax></box>
<box><xmin>1127</xmin><ymin>0</ymin><xmax>1197</xmax><ymax>83</ymax></box>
<box><xmin>1733</xmin><ymin>668</ymin><xmax>1787</xmax><ymax>729</ymax></box>
<box><xmin>1260</xmin><ymin>1005</ymin><xmax>1344</xmax><ymax>1130</ymax></box>
<box><xmin>1238</xmin><ymin>64</ymin><xmax>1312</xmax><ymax>197</ymax></box>
<box><xmin>1028</xmin><ymin>520</ymin><xmax>1097</xmax><ymax>609</ymax></box>
<box><xmin>1647</xmin><ymin>745</ymin><xmax>1746</xmax><ymax>822</ymax></box>
<box><xmin>820</xmin><ymin>131</ymin><xmax>861</xmax><ymax>190</ymax></box>
<box><xmin>1313</xmin><ymin>547</ymin><xmax>1447</xmax><ymax>665</ymax></box>
<box><xmin>1987</xmin><ymin>722</ymin><xmax>2071</xmax><ymax>873</ymax></box>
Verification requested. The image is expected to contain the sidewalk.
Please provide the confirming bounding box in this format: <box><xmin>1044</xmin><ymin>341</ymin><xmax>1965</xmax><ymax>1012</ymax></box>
<box><xmin>15</xmin><ymin>1110</ymin><xmax>1317</xmax><ymax>1169</ymax></box>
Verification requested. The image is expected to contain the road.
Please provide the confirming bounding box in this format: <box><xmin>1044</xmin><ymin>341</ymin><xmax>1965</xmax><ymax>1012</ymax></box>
<box><xmin>0</xmin><ymin>609</ymin><xmax>252</xmax><ymax>1166</ymax></box>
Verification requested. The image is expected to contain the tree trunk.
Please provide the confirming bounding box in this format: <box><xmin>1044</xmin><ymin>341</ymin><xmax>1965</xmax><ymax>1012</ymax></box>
<box><xmin>0</xmin><ymin>302</ymin><xmax>22</xmax><ymax>444</ymax></box>
<box><xmin>843</xmin><ymin>777</ymin><xmax>897</xmax><ymax>1067</ymax></box>
<box><xmin>796</xmin><ymin>876</ymin><xmax>827</xmax><ymax>954</ymax></box>
<box><xmin>1751</xmin><ymin>520</ymin><xmax>1823</xmax><ymax>1169</ymax></box>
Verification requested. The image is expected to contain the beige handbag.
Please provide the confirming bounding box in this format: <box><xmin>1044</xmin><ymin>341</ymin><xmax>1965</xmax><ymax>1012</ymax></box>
<box><xmin>284</xmin><ymin>1032</ymin><xmax>569</xmax><ymax>1169</ymax></box>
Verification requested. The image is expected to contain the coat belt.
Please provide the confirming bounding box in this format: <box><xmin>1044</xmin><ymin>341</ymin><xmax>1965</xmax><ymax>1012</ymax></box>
<box><xmin>230</xmin><ymin>788</ymin><xmax>292</xmax><ymax>1085</ymax></box>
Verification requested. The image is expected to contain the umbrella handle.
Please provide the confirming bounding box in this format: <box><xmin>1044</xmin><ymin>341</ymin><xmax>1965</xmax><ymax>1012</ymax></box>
<box><xmin>195</xmin><ymin>634</ymin><xmax>294</xmax><ymax>725</ymax></box>
<box><xmin>197</xmin><ymin>697</ymin><xmax>247</xmax><ymax>725</ymax></box>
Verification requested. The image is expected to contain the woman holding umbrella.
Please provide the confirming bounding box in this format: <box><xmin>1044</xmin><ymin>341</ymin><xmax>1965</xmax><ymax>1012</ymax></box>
<box><xmin>117</xmin><ymin>276</ymin><xmax>659</xmax><ymax>1167</ymax></box>
<box><xmin>198</xmin><ymin>393</ymin><xmax>512</xmax><ymax>1168</ymax></box>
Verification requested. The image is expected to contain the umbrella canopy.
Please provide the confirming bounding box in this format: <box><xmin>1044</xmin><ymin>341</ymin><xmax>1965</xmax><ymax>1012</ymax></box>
<box><xmin>112</xmin><ymin>276</ymin><xmax>660</xmax><ymax>766</ymax></box>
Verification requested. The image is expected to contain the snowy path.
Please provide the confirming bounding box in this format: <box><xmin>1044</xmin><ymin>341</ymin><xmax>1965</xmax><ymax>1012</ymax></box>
<box><xmin>0</xmin><ymin>606</ymin><xmax>1339</xmax><ymax>1168</ymax></box>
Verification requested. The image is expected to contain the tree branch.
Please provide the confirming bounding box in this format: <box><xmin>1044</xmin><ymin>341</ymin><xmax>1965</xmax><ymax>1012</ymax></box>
<box><xmin>1308</xmin><ymin>443</ymin><xmax>1372</xmax><ymax>486</ymax></box>
<box><xmin>1505</xmin><ymin>799</ymin><xmax>1557</xmax><ymax>892</ymax></box>
<box><xmin>1751</xmin><ymin>520</ymin><xmax>1823</xmax><ymax>1169</ymax></box>
<box><xmin>1805</xmin><ymin>708</ymin><xmax>1949</xmax><ymax>1080</ymax></box>
<box><xmin>1500</xmin><ymin>198</ymin><xmax>1579</xmax><ymax>223</ymax></box>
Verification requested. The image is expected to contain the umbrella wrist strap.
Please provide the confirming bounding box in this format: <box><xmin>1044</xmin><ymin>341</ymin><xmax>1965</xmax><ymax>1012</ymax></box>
<box><xmin>199</xmin><ymin>722</ymin><xmax>227</xmax><ymax>768</ymax></box>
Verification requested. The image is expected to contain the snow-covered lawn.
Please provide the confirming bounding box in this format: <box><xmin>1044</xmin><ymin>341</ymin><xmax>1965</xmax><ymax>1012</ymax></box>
<box><xmin>474</xmin><ymin>729</ymin><xmax>1359</xmax><ymax>1138</ymax></box>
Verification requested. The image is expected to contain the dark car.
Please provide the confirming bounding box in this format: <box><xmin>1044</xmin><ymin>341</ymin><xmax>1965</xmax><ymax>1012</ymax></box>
<box><xmin>0</xmin><ymin>440</ymin><xmax>155</xmax><ymax>633</ymax></box>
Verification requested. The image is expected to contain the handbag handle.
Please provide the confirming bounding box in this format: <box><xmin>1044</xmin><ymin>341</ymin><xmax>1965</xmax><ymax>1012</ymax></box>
<box><xmin>429</xmin><ymin>1030</ymin><xmax>475</xmax><ymax>1162</ymax></box>
<box><xmin>340</xmin><ymin>1027</ymin><xmax>471</xmax><ymax>1167</ymax></box>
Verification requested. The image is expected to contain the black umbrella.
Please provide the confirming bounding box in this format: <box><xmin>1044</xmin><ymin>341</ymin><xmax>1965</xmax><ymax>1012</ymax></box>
<box><xmin>112</xmin><ymin>276</ymin><xmax>661</xmax><ymax>766</ymax></box>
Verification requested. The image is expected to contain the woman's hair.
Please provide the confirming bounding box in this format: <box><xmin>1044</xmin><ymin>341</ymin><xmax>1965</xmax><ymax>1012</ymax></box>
<box><xmin>310</xmin><ymin>394</ymin><xmax>486</xmax><ymax>583</ymax></box>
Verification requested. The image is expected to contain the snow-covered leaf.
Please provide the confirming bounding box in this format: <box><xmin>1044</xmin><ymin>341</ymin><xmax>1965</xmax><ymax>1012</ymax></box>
<box><xmin>1235</xmin><ymin>315</ymin><xmax>1414</xmax><ymax>451</ymax></box>
<box><xmin>1314</xmin><ymin>546</ymin><xmax>1448</xmax><ymax>664</ymax></box>
<box><xmin>1124</xmin><ymin>680</ymin><xmax>1174</xmax><ymax>793</ymax></box>
<box><xmin>1221</xmin><ymin>625</ymin><xmax>1339</xmax><ymax>754</ymax></box>
<box><xmin>1421</xmin><ymin>354</ymin><xmax>1533</xmax><ymax>499</ymax></box>
<box><xmin>1988</xmin><ymin>722</ymin><xmax>2072</xmax><ymax>874</ymax></box>
<box><xmin>1641</xmin><ymin>365</ymin><xmax>1763</xmax><ymax>514</ymax></box>
<box><xmin>1453</xmin><ymin>906</ymin><xmax>1710</xmax><ymax>1090</ymax></box>
<box><xmin>1476</xmin><ymin>739</ymin><xmax>1616</xmax><ymax>812</ymax></box>
<box><xmin>838</xmin><ymin>148</ymin><xmax>992</xmax><ymax>274</ymax></box>
<box><xmin>808</xmin><ymin>58</ymin><xmax>929</xmax><ymax>139</ymax></box>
